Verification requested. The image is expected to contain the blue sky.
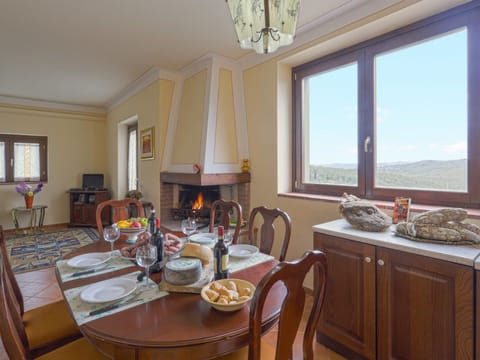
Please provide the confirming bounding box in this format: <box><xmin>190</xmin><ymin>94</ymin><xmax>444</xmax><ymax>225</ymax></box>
<box><xmin>307</xmin><ymin>28</ymin><xmax>467</xmax><ymax>165</ymax></box>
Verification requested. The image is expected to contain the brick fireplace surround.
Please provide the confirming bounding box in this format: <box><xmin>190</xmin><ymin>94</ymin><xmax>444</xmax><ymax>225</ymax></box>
<box><xmin>159</xmin><ymin>172</ymin><xmax>250</xmax><ymax>231</ymax></box>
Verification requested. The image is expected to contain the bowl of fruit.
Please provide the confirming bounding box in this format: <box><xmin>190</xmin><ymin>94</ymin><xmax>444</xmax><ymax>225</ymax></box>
<box><xmin>116</xmin><ymin>217</ymin><xmax>148</xmax><ymax>244</ymax></box>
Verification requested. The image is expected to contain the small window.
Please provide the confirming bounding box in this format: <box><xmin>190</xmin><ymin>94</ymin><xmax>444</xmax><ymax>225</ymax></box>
<box><xmin>0</xmin><ymin>134</ymin><xmax>48</xmax><ymax>184</ymax></box>
<box><xmin>127</xmin><ymin>125</ymin><xmax>138</xmax><ymax>191</ymax></box>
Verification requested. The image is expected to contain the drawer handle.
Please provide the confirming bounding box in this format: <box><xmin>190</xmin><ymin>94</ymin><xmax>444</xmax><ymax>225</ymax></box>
<box><xmin>377</xmin><ymin>259</ymin><xmax>385</xmax><ymax>266</ymax></box>
<box><xmin>364</xmin><ymin>257</ymin><xmax>371</xmax><ymax>263</ymax></box>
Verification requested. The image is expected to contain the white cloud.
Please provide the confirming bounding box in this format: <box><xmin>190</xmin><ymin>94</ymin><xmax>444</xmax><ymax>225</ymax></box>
<box><xmin>376</xmin><ymin>106</ymin><xmax>391</xmax><ymax>124</ymax></box>
<box><xmin>380</xmin><ymin>144</ymin><xmax>417</xmax><ymax>152</ymax></box>
<box><xmin>442</xmin><ymin>141</ymin><xmax>467</xmax><ymax>154</ymax></box>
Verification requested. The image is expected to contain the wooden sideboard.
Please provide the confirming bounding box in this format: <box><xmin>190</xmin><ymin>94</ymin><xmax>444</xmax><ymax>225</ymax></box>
<box><xmin>313</xmin><ymin>220</ymin><xmax>476</xmax><ymax>360</ymax></box>
<box><xmin>68</xmin><ymin>190</ymin><xmax>110</xmax><ymax>227</ymax></box>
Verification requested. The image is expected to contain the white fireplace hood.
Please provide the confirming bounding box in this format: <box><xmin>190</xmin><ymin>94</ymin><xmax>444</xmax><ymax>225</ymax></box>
<box><xmin>161</xmin><ymin>54</ymin><xmax>249</xmax><ymax>178</ymax></box>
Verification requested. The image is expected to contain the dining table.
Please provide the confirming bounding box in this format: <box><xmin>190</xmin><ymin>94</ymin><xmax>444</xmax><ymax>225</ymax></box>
<box><xmin>56</xmin><ymin>232</ymin><xmax>283</xmax><ymax>360</ymax></box>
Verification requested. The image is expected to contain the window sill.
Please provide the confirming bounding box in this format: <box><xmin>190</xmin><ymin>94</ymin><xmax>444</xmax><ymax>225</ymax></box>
<box><xmin>279</xmin><ymin>192</ymin><xmax>480</xmax><ymax>220</ymax></box>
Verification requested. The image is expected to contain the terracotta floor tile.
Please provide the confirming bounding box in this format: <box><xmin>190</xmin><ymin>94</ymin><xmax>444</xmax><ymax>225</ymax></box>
<box><xmin>35</xmin><ymin>283</ymin><xmax>63</xmax><ymax>300</ymax></box>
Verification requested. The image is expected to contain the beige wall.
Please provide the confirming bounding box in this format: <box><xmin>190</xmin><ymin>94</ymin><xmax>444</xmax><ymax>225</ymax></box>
<box><xmin>107</xmin><ymin>79</ymin><xmax>174</xmax><ymax>211</ymax></box>
<box><xmin>243</xmin><ymin>61</ymin><xmax>341</xmax><ymax>287</ymax></box>
<box><xmin>0</xmin><ymin>104</ymin><xmax>106</xmax><ymax>229</ymax></box>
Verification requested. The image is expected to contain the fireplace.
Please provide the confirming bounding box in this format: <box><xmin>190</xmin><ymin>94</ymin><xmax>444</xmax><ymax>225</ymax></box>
<box><xmin>159</xmin><ymin>172</ymin><xmax>250</xmax><ymax>230</ymax></box>
<box><xmin>171</xmin><ymin>185</ymin><xmax>220</xmax><ymax>221</ymax></box>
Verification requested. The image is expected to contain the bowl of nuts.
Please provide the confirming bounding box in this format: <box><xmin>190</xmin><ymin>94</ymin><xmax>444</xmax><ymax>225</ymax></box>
<box><xmin>201</xmin><ymin>278</ymin><xmax>255</xmax><ymax>312</ymax></box>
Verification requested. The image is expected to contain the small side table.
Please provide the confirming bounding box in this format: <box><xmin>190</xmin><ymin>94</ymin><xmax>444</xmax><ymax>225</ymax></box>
<box><xmin>11</xmin><ymin>205</ymin><xmax>48</xmax><ymax>234</ymax></box>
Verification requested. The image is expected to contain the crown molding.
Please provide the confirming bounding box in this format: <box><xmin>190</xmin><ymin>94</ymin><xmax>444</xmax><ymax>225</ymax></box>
<box><xmin>0</xmin><ymin>95</ymin><xmax>105</xmax><ymax>114</ymax></box>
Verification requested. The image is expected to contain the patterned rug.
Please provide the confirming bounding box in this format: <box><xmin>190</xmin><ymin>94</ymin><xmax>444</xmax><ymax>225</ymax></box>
<box><xmin>6</xmin><ymin>228</ymin><xmax>99</xmax><ymax>273</ymax></box>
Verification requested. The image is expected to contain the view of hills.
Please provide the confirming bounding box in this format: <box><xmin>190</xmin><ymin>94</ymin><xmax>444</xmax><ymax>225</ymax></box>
<box><xmin>309</xmin><ymin>159</ymin><xmax>467</xmax><ymax>191</ymax></box>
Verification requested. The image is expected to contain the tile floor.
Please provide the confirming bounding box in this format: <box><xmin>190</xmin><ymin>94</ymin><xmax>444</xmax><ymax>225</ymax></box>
<box><xmin>1</xmin><ymin>267</ymin><xmax>345</xmax><ymax>360</ymax></box>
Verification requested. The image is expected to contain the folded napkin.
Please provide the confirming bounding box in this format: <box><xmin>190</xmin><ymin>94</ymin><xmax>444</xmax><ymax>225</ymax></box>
<box><xmin>57</xmin><ymin>250</ymin><xmax>136</xmax><ymax>282</ymax></box>
<box><xmin>229</xmin><ymin>252</ymin><xmax>274</xmax><ymax>274</ymax></box>
<box><xmin>63</xmin><ymin>271</ymin><xmax>168</xmax><ymax>325</ymax></box>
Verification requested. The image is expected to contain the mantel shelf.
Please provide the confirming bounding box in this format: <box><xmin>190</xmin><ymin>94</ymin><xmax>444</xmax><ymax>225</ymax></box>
<box><xmin>160</xmin><ymin>172</ymin><xmax>250</xmax><ymax>186</ymax></box>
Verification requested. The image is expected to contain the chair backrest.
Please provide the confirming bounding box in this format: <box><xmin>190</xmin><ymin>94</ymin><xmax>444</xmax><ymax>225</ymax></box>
<box><xmin>247</xmin><ymin>206</ymin><xmax>292</xmax><ymax>262</ymax></box>
<box><xmin>96</xmin><ymin>198</ymin><xmax>145</xmax><ymax>238</ymax></box>
<box><xmin>248</xmin><ymin>250</ymin><xmax>327</xmax><ymax>360</ymax></box>
<box><xmin>209</xmin><ymin>199</ymin><xmax>242</xmax><ymax>245</ymax></box>
<box><xmin>0</xmin><ymin>251</ymin><xmax>30</xmax><ymax>360</ymax></box>
<box><xmin>0</xmin><ymin>225</ymin><xmax>24</xmax><ymax>315</ymax></box>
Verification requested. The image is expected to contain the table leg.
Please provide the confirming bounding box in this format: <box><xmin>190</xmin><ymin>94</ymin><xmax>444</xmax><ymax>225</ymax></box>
<box><xmin>29</xmin><ymin>209</ymin><xmax>35</xmax><ymax>233</ymax></box>
<box><xmin>10</xmin><ymin>209</ymin><xmax>20</xmax><ymax>234</ymax></box>
<box><xmin>39</xmin><ymin>207</ymin><xmax>46</xmax><ymax>231</ymax></box>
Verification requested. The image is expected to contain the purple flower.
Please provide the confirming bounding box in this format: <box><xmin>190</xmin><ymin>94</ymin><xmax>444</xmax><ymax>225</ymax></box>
<box><xmin>15</xmin><ymin>182</ymin><xmax>43</xmax><ymax>196</ymax></box>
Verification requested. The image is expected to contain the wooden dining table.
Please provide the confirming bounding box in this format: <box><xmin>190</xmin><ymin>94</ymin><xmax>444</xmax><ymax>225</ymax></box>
<box><xmin>56</xmin><ymin>234</ymin><xmax>283</xmax><ymax>360</ymax></box>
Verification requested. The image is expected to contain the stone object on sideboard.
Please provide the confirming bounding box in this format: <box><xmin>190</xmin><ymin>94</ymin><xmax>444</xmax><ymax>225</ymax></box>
<box><xmin>339</xmin><ymin>193</ymin><xmax>392</xmax><ymax>232</ymax></box>
<box><xmin>396</xmin><ymin>208</ymin><xmax>480</xmax><ymax>245</ymax></box>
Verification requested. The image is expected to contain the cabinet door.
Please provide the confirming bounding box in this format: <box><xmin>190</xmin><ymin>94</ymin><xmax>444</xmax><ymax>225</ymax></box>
<box><xmin>314</xmin><ymin>233</ymin><xmax>376</xmax><ymax>359</ymax></box>
<box><xmin>377</xmin><ymin>247</ymin><xmax>473</xmax><ymax>360</ymax></box>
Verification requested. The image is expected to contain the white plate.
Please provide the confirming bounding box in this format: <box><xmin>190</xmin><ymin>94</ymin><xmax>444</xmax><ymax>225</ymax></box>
<box><xmin>67</xmin><ymin>252</ymin><xmax>110</xmax><ymax>269</ymax></box>
<box><xmin>229</xmin><ymin>244</ymin><xmax>259</xmax><ymax>258</ymax></box>
<box><xmin>80</xmin><ymin>277</ymin><xmax>137</xmax><ymax>303</ymax></box>
<box><xmin>189</xmin><ymin>233</ymin><xmax>216</xmax><ymax>245</ymax></box>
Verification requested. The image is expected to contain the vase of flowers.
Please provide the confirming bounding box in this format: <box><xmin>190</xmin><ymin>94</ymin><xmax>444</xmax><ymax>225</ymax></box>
<box><xmin>126</xmin><ymin>189</ymin><xmax>143</xmax><ymax>200</ymax></box>
<box><xmin>15</xmin><ymin>182</ymin><xmax>43</xmax><ymax>209</ymax></box>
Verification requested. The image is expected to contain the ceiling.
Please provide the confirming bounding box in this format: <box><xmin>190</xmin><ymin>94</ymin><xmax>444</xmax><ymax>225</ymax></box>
<box><xmin>0</xmin><ymin>0</ymin><xmax>465</xmax><ymax>111</ymax></box>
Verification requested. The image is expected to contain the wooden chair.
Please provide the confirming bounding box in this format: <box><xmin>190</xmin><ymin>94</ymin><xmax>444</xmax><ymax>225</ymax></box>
<box><xmin>248</xmin><ymin>206</ymin><xmax>292</xmax><ymax>261</ymax></box>
<box><xmin>209</xmin><ymin>199</ymin><xmax>242</xmax><ymax>245</ymax></box>
<box><xmin>95</xmin><ymin>198</ymin><xmax>145</xmax><ymax>238</ymax></box>
<box><xmin>0</xmin><ymin>226</ymin><xmax>81</xmax><ymax>357</ymax></box>
<box><xmin>0</xmin><ymin>251</ymin><xmax>109</xmax><ymax>360</ymax></box>
<box><xmin>216</xmin><ymin>250</ymin><xmax>328</xmax><ymax>360</ymax></box>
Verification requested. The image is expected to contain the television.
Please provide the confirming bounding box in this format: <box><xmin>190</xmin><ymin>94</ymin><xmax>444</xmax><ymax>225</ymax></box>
<box><xmin>82</xmin><ymin>174</ymin><xmax>104</xmax><ymax>190</ymax></box>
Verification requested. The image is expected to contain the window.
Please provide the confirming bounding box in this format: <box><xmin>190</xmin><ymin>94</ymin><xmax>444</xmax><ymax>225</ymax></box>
<box><xmin>127</xmin><ymin>125</ymin><xmax>138</xmax><ymax>191</ymax></box>
<box><xmin>0</xmin><ymin>134</ymin><xmax>48</xmax><ymax>183</ymax></box>
<box><xmin>293</xmin><ymin>2</ymin><xmax>480</xmax><ymax>207</ymax></box>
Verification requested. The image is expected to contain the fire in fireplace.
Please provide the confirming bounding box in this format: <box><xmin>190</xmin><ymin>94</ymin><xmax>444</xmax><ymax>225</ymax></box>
<box><xmin>171</xmin><ymin>185</ymin><xmax>220</xmax><ymax>221</ymax></box>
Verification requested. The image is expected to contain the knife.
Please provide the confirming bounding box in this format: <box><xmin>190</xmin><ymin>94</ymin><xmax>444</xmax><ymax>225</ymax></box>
<box><xmin>70</xmin><ymin>266</ymin><xmax>114</xmax><ymax>277</ymax></box>
<box><xmin>88</xmin><ymin>292</ymin><xmax>141</xmax><ymax>316</ymax></box>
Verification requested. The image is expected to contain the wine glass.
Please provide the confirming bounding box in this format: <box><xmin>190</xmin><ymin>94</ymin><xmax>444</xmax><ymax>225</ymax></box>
<box><xmin>103</xmin><ymin>224</ymin><xmax>120</xmax><ymax>256</ymax></box>
<box><xmin>181</xmin><ymin>217</ymin><xmax>197</xmax><ymax>242</ymax></box>
<box><xmin>136</xmin><ymin>244</ymin><xmax>158</xmax><ymax>288</ymax></box>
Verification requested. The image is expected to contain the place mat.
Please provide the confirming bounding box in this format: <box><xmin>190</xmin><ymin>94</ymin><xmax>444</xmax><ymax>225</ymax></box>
<box><xmin>64</xmin><ymin>271</ymin><xmax>168</xmax><ymax>325</ymax></box>
<box><xmin>159</xmin><ymin>266</ymin><xmax>214</xmax><ymax>294</ymax></box>
<box><xmin>57</xmin><ymin>250</ymin><xmax>136</xmax><ymax>282</ymax></box>
<box><xmin>229</xmin><ymin>252</ymin><xmax>274</xmax><ymax>274</ymax></box>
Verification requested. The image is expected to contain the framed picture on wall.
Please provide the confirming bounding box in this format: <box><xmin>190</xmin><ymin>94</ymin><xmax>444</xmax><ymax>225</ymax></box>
<box><xmin>140</xmin><ymin>127</ymin><xmax>155</xmax><ymax>160</ymax></box>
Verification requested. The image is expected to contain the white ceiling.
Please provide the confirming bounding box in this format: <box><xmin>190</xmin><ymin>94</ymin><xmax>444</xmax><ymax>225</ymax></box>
<box><xmin>0</xmin><ymin>0</ymin><xmax>466</xmax><ymax>111</ymax></box>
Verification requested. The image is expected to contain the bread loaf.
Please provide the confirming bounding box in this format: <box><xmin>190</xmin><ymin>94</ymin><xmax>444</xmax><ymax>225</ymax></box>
<box><xmin>180</xmin><ymin>243</ymin><xmax>213</xmax><ymax>265</ymax></box>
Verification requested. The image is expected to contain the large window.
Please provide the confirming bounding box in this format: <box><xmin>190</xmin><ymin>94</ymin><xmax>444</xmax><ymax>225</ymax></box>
<box><xmin>293</xmin><ymin>2</ymin><xmax>480</xmax><ymax>207</ymax></box>
<box><xmin>0</xmin><ymin>134</ymin><xmax>48</xmax><ymax>183</ymax></box>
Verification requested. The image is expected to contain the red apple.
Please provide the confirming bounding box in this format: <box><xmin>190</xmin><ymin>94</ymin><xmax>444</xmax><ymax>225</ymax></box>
<box><xmin>130</xmin><ymin>221</ymin><xmax>142</xmax><ymax>228</ymax></box>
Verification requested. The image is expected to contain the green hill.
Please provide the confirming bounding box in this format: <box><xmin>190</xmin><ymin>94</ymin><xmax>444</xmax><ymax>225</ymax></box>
<box><xmin>309</xmin><ymin>159</ymin><xmax>467</xmax><ymax>191</ymax></box>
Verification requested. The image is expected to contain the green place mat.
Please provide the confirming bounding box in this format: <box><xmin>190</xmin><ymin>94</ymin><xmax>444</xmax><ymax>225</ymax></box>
<box><xmin>64</xmin><ymin>271</ymin><xmax>168</xmax><ymax>325</ymax></box>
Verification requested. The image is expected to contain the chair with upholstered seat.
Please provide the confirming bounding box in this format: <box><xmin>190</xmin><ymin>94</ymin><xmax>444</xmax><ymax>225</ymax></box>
<box><xmin>95</xmin><ymin>198</ymin><xmax>145</xmax><ymax>238</ymax></box>
<box><xmin>209</xmin><ymin>199</ymin><xmax>243</xmax><ymax>245</ymax></box>
<box><xmin>216</xmin><ymin>250</ymin><xmax>328</xmax><ymax>360</ymax></box>
<box><xmin>0</xmin><ymin>251</ymin><xmax>109</xmax><ymax>360</ymax></box>
<box><xmin>248</xmin><ymin>206</ymin><xmax>292</xmax><ymax>261</ymax></box>
<box><xmin>0</xmin><ymin>226</ymin><xmax>81</xmax><ymax>357</ymax></box>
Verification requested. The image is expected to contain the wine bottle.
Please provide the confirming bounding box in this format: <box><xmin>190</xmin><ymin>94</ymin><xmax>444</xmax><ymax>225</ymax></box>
<box><xmin>147</xmin><ymin>209</ymin><xmax>156</xmax><ymax>236</ymax></box>
<box><xmin>150</xmin><ymin>217</ymin><xmax>165</xmax><ymax>273</ymax></box>
<box><xmin>213</xmin><ymin>226</ymin><xmax>229</xmax><ymax>280</ymax></box>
